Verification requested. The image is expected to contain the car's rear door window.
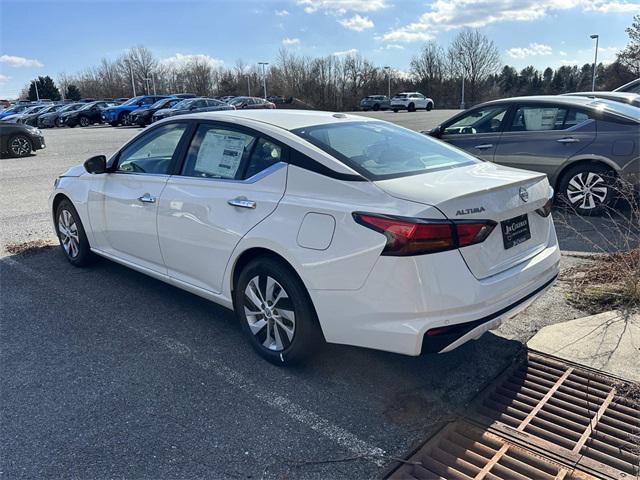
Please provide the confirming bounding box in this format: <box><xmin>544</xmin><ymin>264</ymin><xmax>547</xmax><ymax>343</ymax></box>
<box><xmin>509</xmin><ymin>105</ymin><xmax>569</xmax><ymax>131</ymax></box>
<box><xmin>181</xmin><ymin>125</ymin><xmax>256</xmax><ymax>179</ymax></box>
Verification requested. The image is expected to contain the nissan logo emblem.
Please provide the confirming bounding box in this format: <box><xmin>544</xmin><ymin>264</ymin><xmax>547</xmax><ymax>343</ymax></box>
<box><xmin>519</xmin><ymin>187</ymin><xmax>529</xmax><ymax>202</ymax></box>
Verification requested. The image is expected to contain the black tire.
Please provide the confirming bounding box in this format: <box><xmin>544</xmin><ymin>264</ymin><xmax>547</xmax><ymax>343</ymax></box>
<box><xmin>119</xmin><ymin>112</ymin><xmax>130</xmax><ymax>127</ymax></box>
<box><xmin>408</xmin><ymin>102</ymin><xmax>416</xmax><ymax>112</ymax></box>
<box><xmin>109</xmin><ymin>121</ymin><xmax>119</xmax><ymax>127</ymax></box>
<box><xmin>426</xmin><ymin>102</ymin><xmax>433</xmax><ymax>111</ymax></box>
<box><xmin>373</xmin><ymin>103</ymin><xmax>380</xmax><ymax>111</ymax></box>
<box><xmin>234</xmin><ymin>257</ymin><xmax>322</xmax><ymax>366</ymax></box>
<box><xmin>393</xmin><ymin>109</ymin><xmax>398</xmax><ymax>113</ymax></box>
<box><xmin>557</xmin><ymin>163</ymin><xmax>616</xmax><ymax>216</ymax></box>
<box><xmin>55</xmin><ymin>199</ymin><xmax>97</xmax><ymax>267</ymax></box>
<box><xmin>8</xmin><ymin>134</ymin><xmax>32</xmax><ymax>157</ymax></box>
<box><xmin>55</xmin><ymin>118</ymin><xmax>63</xmax><ymax>127</ymax></box>
<box><xmin>79</xmin><ymin>115</ymin><xmax>90</xmax><ymax>127</ymax></box>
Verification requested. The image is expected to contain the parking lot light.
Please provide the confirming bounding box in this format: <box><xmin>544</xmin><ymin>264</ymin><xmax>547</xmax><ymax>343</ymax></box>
<box><xmin>258</xmin><ymin>62</ymin><xmax>269</xmax><ymax>99</ymax></box>
<box><xmin>590</xmin><ymin>34</ymin><xmax>599</xmax><ymax>91</ymax></box>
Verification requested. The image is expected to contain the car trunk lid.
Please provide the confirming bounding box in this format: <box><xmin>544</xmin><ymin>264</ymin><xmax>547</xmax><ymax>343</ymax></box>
<box><xmin>374</xmin><ymin>162</ymin><xmax>553</xmax><ymax>279</ymax></box>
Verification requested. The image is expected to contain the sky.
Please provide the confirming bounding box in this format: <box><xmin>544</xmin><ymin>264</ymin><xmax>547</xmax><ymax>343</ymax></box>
<box><xmin>1</xmin><ymin>0</ymin><xmax>638</xmax><ymax>98</ymax></box>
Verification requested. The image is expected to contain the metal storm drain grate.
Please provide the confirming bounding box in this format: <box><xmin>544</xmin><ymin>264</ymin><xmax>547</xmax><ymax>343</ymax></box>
<box><xmin>388</xmin><ymin>421</ymin><xmax>595</xmax><ymax>479</ymax></box>
<box><xmin>387</xmin><ymin>352</ymin><xmax>639</xmax><ymax>480</ymax></box>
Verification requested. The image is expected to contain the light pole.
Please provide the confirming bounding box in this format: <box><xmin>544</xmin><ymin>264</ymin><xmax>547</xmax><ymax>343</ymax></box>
<box><xmin>152</xmin><ymin>73</ymin><xmax>157</xmax><ymax>95</ymax></box>
<box><xmin>590</xmin><ymin>34</ymin><xmax>599</xmax><ymax>91</ymax></box>
<box><xmin>246</xmin><ymin>75</ymin><xmax>251</xmax><ymax>96</ymax></box>
<box><xmin>258</xmin><ymin>62</ymin><xmax>269</xmax><ymax>99</ymax></box>
<box><xmin>459</xmin><ymin>49</ymin><xmax>465</xmax><ymax>110</ymax></box>
<box><xmin>144</xmin><ymin>77</ymin><xmax>151</xmax><ymax>95</ymax></box>
<box><xmin>125</xmin><ymin>59</ymin><xmax>136</xmax><ymax>97</ymax></box>
<box><xmin>32</xmin><ymin>79</ymin><xmax>40</xmax><ymax>101</ymax></box>
<box><xmin>384</xmin><ymin>66</ymin><xmax>391</xmax><ymax>98</ymax></box>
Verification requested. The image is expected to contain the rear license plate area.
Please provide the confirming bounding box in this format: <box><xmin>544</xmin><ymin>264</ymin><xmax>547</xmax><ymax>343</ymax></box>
<box><xmin>501</xmin><ymin>214</ymin><xmax>531</xmax><ymax>249</ymax></box>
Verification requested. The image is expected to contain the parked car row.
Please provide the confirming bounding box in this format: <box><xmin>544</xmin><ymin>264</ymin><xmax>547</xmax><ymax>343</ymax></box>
<box><xmin>359</xmin><ymin>92</ymin><xmax>435</xmax><ymax>112</ymax></box>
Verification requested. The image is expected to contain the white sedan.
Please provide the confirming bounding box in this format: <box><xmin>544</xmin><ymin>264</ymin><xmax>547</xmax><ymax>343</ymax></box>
<box><xmin>49</xmin><ymin>110</ymin><xmax>560</xmax><ymax>365</ymax></box>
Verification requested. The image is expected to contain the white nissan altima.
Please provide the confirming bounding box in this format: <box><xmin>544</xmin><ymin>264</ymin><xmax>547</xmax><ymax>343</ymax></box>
<box><xmin>50</xmin><ymin>110</ymin><xmax>560</xmax><ymax>365</ymax></box>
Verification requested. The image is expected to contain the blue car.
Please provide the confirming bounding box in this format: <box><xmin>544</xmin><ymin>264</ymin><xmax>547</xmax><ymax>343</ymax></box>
<box><xmin>101</xmin><ymin>95</ymin><xmax>168</xmax><ymax>126</ymax></box>
<box><xmin>0</xmin><ymin>104</ymin><xmax>32</xmax><ymax>120</ymax></box>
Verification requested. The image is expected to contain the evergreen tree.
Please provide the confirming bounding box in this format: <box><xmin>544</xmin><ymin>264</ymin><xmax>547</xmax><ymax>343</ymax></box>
<box><xmin>28</xmin><ymin>76</ymin><xmax>61</xmax><ymax>101</ymax></box>
<box><xmin>65</xmin><ymin>84</ymin><xmax>82</xmax><ymax>101</ymax></box>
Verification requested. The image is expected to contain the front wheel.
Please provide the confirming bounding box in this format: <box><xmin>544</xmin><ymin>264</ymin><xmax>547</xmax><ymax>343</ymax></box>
<box><xmin>234</xmin><ymin>257</ymin><xmax>322</xmax><ymax>366</ymax></box>
<box><xmin>426</xmin><ymin>102</ymin><xmax>433</xmax><ymax>111</ymax></box>
<box><xmin>408</xmin><ymin>103</ymin><xmax>416</xmax><ymax>112</ymax></box>
<box><xmin>8</xmin><ymin>135</ymin><xmax>32</xmax><ymax>157</ymax></box>
<box><xmin>558</xmin><ymin>164</ymin><xmax>616</xmax><ymax>216</ymax></box>
<box><xmin>373</xmin><ymin>103</ymin><xmax>380</xmax><ymax>111</ymax></box>
<box><xmin>119</xmin><ymin>112</ymin><xmax>130</xmax><ymax>126</ymax></box>
<box><xmin>79</xmin><ymin>116</ymin><xmax>90</xmax><ymax>127</ymax></box>
<box><xmin>55</xmin><ymin>199</ymin><xmax>96</xmax><ymax>267</ymax></box>
<box><xmin>55</xmin><ymin>118</ymin><xmax>63</xmax><ymax>127</ymax></box>
<box><xmin>393</xmin><ymin>109</ymin><xmax>398</xmax><ymax>113</ymax></box>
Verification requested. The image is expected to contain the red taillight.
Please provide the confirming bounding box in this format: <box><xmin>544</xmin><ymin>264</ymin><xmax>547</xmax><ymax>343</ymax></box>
<box><xmin>353</xmin><ymin>213</ymin><xmax>496</xmax><ymax>256</ymax></box>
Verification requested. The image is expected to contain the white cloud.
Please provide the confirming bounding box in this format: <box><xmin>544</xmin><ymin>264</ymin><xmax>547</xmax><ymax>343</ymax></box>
<box><xmin>0</xmin><ymin>54</ymin><xmax>43</xmax><ymax>68</ymax></box>
<box><xmin>0</xmin><ymin>74</ymin><xmax>10</xmax><ymax>84</ymax></box>
<box><xmin>380</xmin><ymin>0</ymin><xmax>639</xmax><ymax>43</ymax></box>
<box><xmin>338</xmin><ymin>14</ymin><xmax>374</xmax><ymax>31</ymax></box>
<box><xmin>297</xmin><ymin>0</ymin><xmax>388</xmax><ymax>14</ymax></box>
<box><xmin>584</xmin><ymin>1</ymin><xmax>640</xmax><ymax>13</ymax></box>
<box><xmin>333</xmin><ymin>48</ymin><xmax>359</xmax><ymax>56</ymax></box>
<box><xmin>559</xmin><ymin>51</ymin><xmax>568</xmax><ymax>56</ymax></box>
<box><xmin>275</xmin><ymin>9</ymin><xmax>290</xmax><ymax>16</ymax></box>
<box><xmin>282</xmin><ymin>37</ymin><xmax>301</xmax><ymax>46</ymax></box>
<box><xmin>380</xmin><ymin>30</ymin><xmax>434</xmax><ymax>43</ymax></box>
<box><xmin>385</xmin><ymin>44</ymin><xmax>405</xmax><ymax>50</ymax></box>
<box><xmin>507</xmin><ymin>43</ymin><xmax>553</xmax><ymax>59</ymax></box>
<box><xmin>160</xmin><ymin>53</ymin><xmax>224</xmax><ymax>69</ymax></box>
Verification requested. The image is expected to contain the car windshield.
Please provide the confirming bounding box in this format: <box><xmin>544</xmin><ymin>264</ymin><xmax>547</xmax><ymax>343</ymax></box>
<box><xmin>59</xmin><ymin>103</ymin><xmax>80</xmax><ymax>112</ymax></box>
<box><xmin>394</xmin><ymin>94</ymin><xmax>408</xmax><ymax>98</ymax></box>
<box><xmin>588</xmin><ymin>99</ymin><xmax>640</xmax><ymax>121</ymax></box>
<box><xmin>121</xmin><ymin>96</ymin><xmax>144</xmax><ymax>106</ymax></box>
<box><xmin>229</xmin><ymin>97</ymin><xmax>247</xmax><ymax>105</ymax></box>
<box><xmin>23</xmin><ymin>106</ymin><xmax>45</xmax><ymax>114</ymax></box>
<box><xmin>78</xmin><ymin>102</ymin><xmax>96</xmax><ymax>111</ymax></box>
<box><xmin>293</xmin><ymin>121</ymin><xmax>477</xmax><ymax>180</ymax></box>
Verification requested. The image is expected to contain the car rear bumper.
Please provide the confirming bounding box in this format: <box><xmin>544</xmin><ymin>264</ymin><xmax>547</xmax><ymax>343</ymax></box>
<box><xmin>309</xmin><ymin>225</ymin><xmax>560</xmax><ymax>356</ymax></box>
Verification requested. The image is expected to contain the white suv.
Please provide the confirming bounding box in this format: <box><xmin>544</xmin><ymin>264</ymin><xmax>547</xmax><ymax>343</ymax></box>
<box><xmin>391</xmin><ymin>92</ymin><xmax>434</xmax><ymax>112</ymax></box>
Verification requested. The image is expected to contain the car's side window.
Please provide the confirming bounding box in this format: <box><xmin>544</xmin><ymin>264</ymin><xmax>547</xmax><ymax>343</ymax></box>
<box><xmin>509</xmin><ymin>106</ymin><xmax>569</xmax><ymax>132</ymax></box>
<box><xmin>564</xmin><ymin>109</ymin><xmax>591</xmax><ymax>128</ymax></box>
<box><xmin>117</xmin><ymin>123</ymin><xmax>187</xmax><ymax>175</ymax></box>
<box><xmin>181</xmin><ymin>125</ymin><xmax>256</xmax><ymax>179</ymax></box>
<box><xmin>444</xmin><ymin>106</ymin><xmax>509</xmax><ymax>135</ymax></box>
<box><xmin>242</xmin><ymin>139</ymin><xmax>283</xmax><ymax>179</ymax></box>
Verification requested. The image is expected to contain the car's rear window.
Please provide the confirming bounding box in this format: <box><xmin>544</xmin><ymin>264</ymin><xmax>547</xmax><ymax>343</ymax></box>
<box><xmin>292</xmin><ymin>121</ymin><xmax>477</xmax><ymax>180</ymax></box>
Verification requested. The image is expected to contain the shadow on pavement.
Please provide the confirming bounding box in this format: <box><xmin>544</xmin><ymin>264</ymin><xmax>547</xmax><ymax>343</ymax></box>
<box><xmin>1</xmin><ymin>246</ymin><xmax>524</xmax><ymax>479</ymax></box>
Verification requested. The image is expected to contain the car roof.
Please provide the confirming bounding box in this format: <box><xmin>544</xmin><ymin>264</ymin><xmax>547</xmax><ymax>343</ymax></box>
<box><xmin>176</xmin><ymin>109</ymin><xmax>376</xmax><ymax>131</ymax></box>
<box><xmin>482</xmin><ymin>95</ymin><xmax>600</xmax><ymax>107</ymax></box>
<box><xmin>564</xmin><ymin>91</ymin><xmax>639</xmax><ymax>100</ymax></box>
<box><xmin>614</xmin><ymin>78</ymin><xmax>640</xmax><ymax>92</ymax></box>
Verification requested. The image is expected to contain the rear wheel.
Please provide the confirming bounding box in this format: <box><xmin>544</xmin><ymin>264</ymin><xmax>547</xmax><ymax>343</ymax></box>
<box><xmin>558</xmin><ymin>164</ymin><xmax>616</xmax><ymax>216</ymax></box>
<box><xmin>79</xmin><ymin>115</ymin><xmax>90</xmax><ymax>127</ymax></box>
<box><xmin>373</xmin><ymin>103</ymin><xmax>380</xmax><ymax>111</ymax></box>
<box><xmin>55</xmin><ymin>118</ymin><xmax>63</xmax><ymax>127</ymax></box>
<box><xmin>234</xmin><ymin>257</ymin><xmax>322</xmax><ymax>366</ymax></box>
<box><xmin>119</xmin><ymin>112</ymin><xmax>130</xmax><ymax>126</ymax></box>
<box><xmin>393</xmin><ymin>109</ymin><xmax>398</xmax><ymax>113</ymax></box>
<box><xmin>426</xmin><ymin>102</ymin><xmax>433</xmax><ymax>111</ymax></box>
<box><xmin>408</xmin><ymin>102</ymin><xmax>416</xmax><ymax>112</ymax></box>
<box><xmin>55</xmin><ymin>199</ymin><xmax>96</xmax><ymax>267</ymax></box>
<box><xmin>8</xmin><ymin>135</ymin><xmax>32</xmax><ymax>157</ymax></box>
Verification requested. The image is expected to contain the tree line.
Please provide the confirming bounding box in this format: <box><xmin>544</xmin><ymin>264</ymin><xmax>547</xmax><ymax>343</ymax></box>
<box><xmin>23</xmin><ymin>16</ymin><xmax>640</xmax><ymax>110</ymax></box>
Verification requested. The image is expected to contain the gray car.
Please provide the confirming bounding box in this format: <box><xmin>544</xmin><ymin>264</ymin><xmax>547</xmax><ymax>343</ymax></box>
<box><xmin>359</xmin><ymin>95</ymin><xmax>390</xmax><ymax>111</ymax></box>
<box><xmin>427</xmin><ymin>95</ymin><xmax>640</xmax><ymax>215</ymax></box>
<box><xmin>563</xmin><ymin>91</ymin><xmax>640</xmax><ymax>107</ymax></box>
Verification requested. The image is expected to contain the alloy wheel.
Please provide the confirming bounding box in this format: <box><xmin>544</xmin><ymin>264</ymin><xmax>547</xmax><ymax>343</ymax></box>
<box><xmin>566</xmin><ymin>172</ymin><xmax>608</xmax><ymax>210</ymax></box>
<box><xmin>121</xmin><ymin>113</ymin><xmax>130</xmax><ymax>126</ymax></box>
<box><xmin>58</xmin><ymin>209</ymin><xmax>80</xmax><ymax>258</ymax></box>
<box><xmin>79</xmin><ymin>116</ymin><xmax>90</xmax><ymax>127</ymax></box>
<box><xmin>10</xmin><ymin>136</ymin><xmax>31</xmax><ymax>156</ymax></box>
<box><xmin>243</xmin><ymin>275</ymin><xmax>296</xmax><ymax>352</ymax></box>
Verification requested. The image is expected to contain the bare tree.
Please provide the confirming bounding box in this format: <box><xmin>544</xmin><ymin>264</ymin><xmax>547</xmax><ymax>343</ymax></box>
<box><xmin>448</xmin><ymin>29</ymin><xmax>501</xmax><ymax>104</ymax></box>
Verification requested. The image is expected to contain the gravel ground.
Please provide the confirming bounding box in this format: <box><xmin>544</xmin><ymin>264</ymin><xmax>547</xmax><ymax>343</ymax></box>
<box><xmin>0</xmin><ymin>110</ymin><xmax>601</xmax><ymax>479</ymax></box>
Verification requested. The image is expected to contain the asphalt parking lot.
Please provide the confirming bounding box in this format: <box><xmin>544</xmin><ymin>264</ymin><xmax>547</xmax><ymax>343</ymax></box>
<box><xmin>0</xmin><ymin>110</ymin><xmax>625</xmax><ymax>479</ymax></box>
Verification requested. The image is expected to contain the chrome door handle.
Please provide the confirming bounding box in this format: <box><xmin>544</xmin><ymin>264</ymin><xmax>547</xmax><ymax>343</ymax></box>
<box><xmin>474</xmin><ymin>144</ymin><xmax>493</xmax><ymax>150</ymax></box>
<box><xmin>138</xmin><ymin>193</ymin><xmax>156</xmax><ymax>204</ymax></box>
<box><xmin>228</xmin><ymin>197</ymin><xmax>256</xmax><ymax>209</ymax></box>
<box><xmin>557</xmin><ymin>137</ymin><xmax>580</xmax><ymax>143</ymax></box>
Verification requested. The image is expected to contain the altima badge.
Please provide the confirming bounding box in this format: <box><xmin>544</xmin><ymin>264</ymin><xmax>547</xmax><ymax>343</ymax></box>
<box><xmin>519</xmin><ymin>187</ymin><xmax>529</xmax><ymax>202</ymax></box>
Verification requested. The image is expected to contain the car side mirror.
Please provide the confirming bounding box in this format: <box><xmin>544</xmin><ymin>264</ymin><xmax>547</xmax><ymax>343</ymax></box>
<box><xmin>427</xmin><ymin>126</ymin><xmax>442</xmax><ymax>138</ymax></box>
<box><xmin>84</xmin><ymin>155</ymin><xmax>107</xmax><ymax>174</ymax></box>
